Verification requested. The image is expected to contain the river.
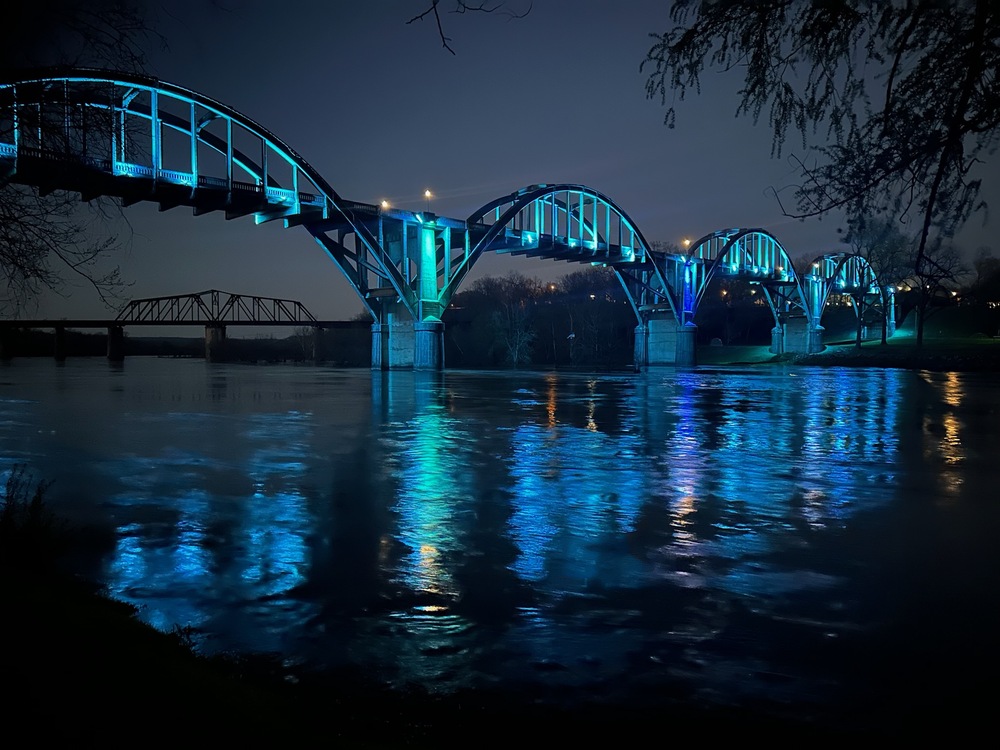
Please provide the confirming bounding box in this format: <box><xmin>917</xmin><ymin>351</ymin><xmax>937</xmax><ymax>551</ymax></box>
<box><xmin>2</xmin><ymin>357</ymin><xmax>998</xmax><ymax>735</ymax></box>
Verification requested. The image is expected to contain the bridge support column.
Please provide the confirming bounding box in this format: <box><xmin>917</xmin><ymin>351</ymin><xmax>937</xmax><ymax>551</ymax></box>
<box><xmin>107</xmin><ymin>325</ymin><xmax>125</xmax><ymax>361</ymax></box>
<box><xmin>647</xmin><ymin>314</ymin><xmax>678</xmax><ymax>365</ymax></box>
<box><xmin>770</xmin><ymin>325</ymin><xmax>785</xmax><ymax>355</ymax></box>
<box><xmin>373</xmin><ymin>303</ymin><xmax>417</xmax><ymax>369</ymax></box>
<box><xmin>675</xmin><ymin>323</ymin><xmax>697</xmax><ymax>367</ymax></box>
<box><xmin>54</xmin><ymin>326</ymin><xmax>67</xmax><ymax>361</ymax></box>
<box><xmin>783</xmin><ymin>316</ymin><xmax>820</xmax><ymax>354</ymax></box>
<box><xmin>205</xmin><ymin>324</ymin><xmax>227</xmax><ymax>362</ymax></box>
<box><xmin>371</xmin><ymin>323</ymin><xmax>388</xmax><ymax>370</ymax></box>
<box><xmin>414</xmin><ymin>320</ymin><xmax>444</xmax><ymax>370</ymax></box>
<box><xmin>808</xmin><ymin>324</ymin><xmax>825</xmax><ymax>353</ymax></box>
<box><xmin>633</xmin><ymin>323</ymin><xmax>648</xmax><ymax>372</ymax></box>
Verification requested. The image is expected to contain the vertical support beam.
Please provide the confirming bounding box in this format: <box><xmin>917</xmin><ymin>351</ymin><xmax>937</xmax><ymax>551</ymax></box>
<box><xmin>886</xmin><ymin>286</ymin><xmax>897</xmax><ymax>337</ymax></box>
<box><xmin>633</xmin><ymin>322</ymin><xmax>648</xmax><ymax>372</ymax></box>
<box><xmin>418</xmin><ymin>217</ymin><xmax>438</xmax><ymax>321</ymax></box>
<box><xmin>150</xmin><ymin>89</ymin><xmax>160</xmax><ymax>177</ymax></box>
<box><xmin>681</xmin><ymin>261</ymin><xmax>695</xmax><ymax>326</ymax></box>
<box><xmin>189</xmin><ymin>100</ymin><xmax>198</xmax><ymax>190</ymax></box>
<box><xmin>107</xmin><ymin>325</ymin><xmax>125</xmax><ymax>361</ymax></box>
<box><xmin>371</xmin><ymin>322</ymin><xmax>388</xmax><ymax>370</ymax></box>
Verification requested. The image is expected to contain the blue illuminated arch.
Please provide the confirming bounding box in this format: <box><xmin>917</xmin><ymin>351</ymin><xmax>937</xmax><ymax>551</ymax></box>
<box><xmin>0</xmin><ymin>67</ymin><xmax>407</xmax><ymax>315</ymax></box>
<box><xmin>443</xmin><ymin>183</ymin><xmax>666</xmax><ymax>310</ymax></box>
<box><xmin>685</xmin><ymin>228</ymin><xmax>809</xmax><ymax>327</ymax></box>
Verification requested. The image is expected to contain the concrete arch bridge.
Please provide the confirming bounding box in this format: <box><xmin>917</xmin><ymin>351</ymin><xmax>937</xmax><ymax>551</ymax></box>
<box><xmin>0</xmin><ymin>68</ymin><xmax>895</xmax><ymax>369</ymax></box>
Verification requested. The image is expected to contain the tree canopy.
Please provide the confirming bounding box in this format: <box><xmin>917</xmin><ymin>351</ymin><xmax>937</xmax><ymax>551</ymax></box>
<box><xmin>642</xmin><ymin>0</ymin><xmax>999</xmax><ymax>284</ymax></box>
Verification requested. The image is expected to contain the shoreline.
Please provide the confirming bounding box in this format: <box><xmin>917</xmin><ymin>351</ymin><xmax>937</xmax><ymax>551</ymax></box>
<box><xmin>697</xmin><ymin>336</ymin><xmax>1000</xmax><ymax>373</ymax></box>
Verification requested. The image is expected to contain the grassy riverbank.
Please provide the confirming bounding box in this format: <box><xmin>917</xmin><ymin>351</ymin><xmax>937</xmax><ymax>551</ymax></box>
<box><xmin>698</xmin><ymin>332</ymin><xmax>1000</xmax><ymax>372</ymax></box>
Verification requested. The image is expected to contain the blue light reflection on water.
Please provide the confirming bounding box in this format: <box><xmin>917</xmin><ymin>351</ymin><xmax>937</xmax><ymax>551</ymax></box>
<box><xmin>1</xmin><ymin>357</ymin><xmax>997</xmax><ymax>726</ymax></box>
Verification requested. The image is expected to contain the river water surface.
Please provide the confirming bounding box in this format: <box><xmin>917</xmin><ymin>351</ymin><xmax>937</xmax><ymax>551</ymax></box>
<box><xmin>2</xmin><ymin>358</ymin><xmax>998</xmax><ymax>734</ymax></box>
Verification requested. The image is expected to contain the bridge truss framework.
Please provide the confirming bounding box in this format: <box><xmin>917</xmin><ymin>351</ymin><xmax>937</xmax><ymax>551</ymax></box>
<box><xmin>0</xmin><ymin>68</ymin><xmax>896</xmax><ymax>368</ymax></box>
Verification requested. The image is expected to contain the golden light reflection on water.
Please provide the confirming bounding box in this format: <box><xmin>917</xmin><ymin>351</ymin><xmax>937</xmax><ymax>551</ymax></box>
<box><xmin>546</xmin><ymin>374</ymin><xmax>558</xmax><ymax>428</ymax></box>
<box><xmin>671</xmin><ymin>494</ymin><xmax>697</xmax><ymax>547</ymax></box>
<box><xmin>920</xmin><ymin>372</ymin><xmax>967</xmax><ymax>497</ymax></box>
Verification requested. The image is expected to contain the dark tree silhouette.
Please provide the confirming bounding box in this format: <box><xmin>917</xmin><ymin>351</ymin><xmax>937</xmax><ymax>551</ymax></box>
<box><xmin>840</xmin><ymin>216</ymin><xmax>914</xmax><ymax>344</ymax></box>
<box><xmin>643</xmin><ymin>1</ymin><xmax>999</xmax><ymax>321</ymax></box>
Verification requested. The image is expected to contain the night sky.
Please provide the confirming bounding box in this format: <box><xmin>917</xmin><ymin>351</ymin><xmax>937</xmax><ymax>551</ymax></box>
<box><xmin>33</xmin><ymin>0</ymin><xmax>999</xmax><ymax>322</ymax></box>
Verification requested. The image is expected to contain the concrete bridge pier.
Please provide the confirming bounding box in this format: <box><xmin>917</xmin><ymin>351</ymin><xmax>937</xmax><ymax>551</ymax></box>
<box><xmin>675</xmin><ymin>323</ymin><xmax>697</xmax><ymax>366</ymax></box>
<box><xmin>54</xmin><ymin>326</ymin><xmax>67</xmax><ymax>361</ymax></box>
<box><xmin>107</xmin><ymin>325</ymin><xmax>125</xmax><ymax>361</ymax></box>
<box><xmin>808</xmin><ymin>323</ymin><xmax>825</xmax><ymax>353</ymax></box>
<box><xmin>632</xmin><ymin>323</ymin><xmax>648</xmax><ymax>371</ymax></box>
<box><xmin>771</xmin><ymin>325</ymin><xmax>785</xmax><ymax>355</ymax></box>
<box><xmin>783</xmin><ymin>316</ymin><xmax>824</xmax><ymax>354</ymax></box>
<box><xmin>645</xmin><ymin>314</ymin><xmax>698</xmax><ymax>366</ymax></box>
<box><xmin>414</xmin><ymin>320</ymin><xmax>444</xmax><ymax>370</ymax></box>
<box><xmin>205</xmin><ymin>324</ymin><xmax>227</xmax><ymax>362</ymax></box>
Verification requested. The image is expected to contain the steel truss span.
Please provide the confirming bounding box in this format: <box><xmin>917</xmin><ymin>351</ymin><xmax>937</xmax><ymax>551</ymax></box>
<box><xmin>116</xmin><ymin>290</ymin><xmax>317</xmax><ymax>325</ymax></box>
<box><xmin>0</xmin><ymin>67</ymin><xmax>890</xmax><ymax>335</ymax></box>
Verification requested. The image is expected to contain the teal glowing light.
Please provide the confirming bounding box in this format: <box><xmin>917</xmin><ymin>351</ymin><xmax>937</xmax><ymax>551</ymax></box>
<box><xmin>419</xmin><ymin>222</ymin><xmax>437</xmax><ymax>306</ymax></box>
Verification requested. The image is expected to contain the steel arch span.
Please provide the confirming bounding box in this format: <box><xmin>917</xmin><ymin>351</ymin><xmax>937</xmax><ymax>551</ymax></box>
<box><xmin>455</xmin><ymin>184</ymin><xmax>667</xmax><ymax>313</ymax></box>
<box><xmin>684</xmin><ymin>228</ymin><xmax>809</xmax><ymax>328</ymax></box>
<box><xmin>0</xmin><ymin>67</ymin><xmax>398</xmax><ymax>313</ymax></box>
<box><xmin>802</xmin><ymin>252</ymin><xmax>896</xmax><ymax>338</ymax></box>
<box><xmin>0</xmin><ymin>71</ymin><xmax>659</xmax><ymax>328</ymax></box>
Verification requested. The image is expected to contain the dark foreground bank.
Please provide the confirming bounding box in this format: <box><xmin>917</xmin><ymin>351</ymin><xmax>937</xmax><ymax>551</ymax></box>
<box><xmin>9</xmin><ymin>562</ymin><xmax>963</xmax><ymax>746</ymax></box>
<box><xmin>3</xmin><ymin>565</ymin><xmax>850</xmax><ymax>746</ymax></box>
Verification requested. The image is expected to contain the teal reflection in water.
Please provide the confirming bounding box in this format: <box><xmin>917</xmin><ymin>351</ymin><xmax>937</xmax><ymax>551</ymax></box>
<box><xmin>102</xmin><ymin>404</ymin><xmax>314</xmax><ymax>640</ymax></box>
<box><xmin>3</xmin><ymin>358</ymin><xmax>997</xmax><ymax>731</ymax></box>
<box><xmin>389</xmin><ymin>395</ymin><xmax>469</xmax><ymax>598</ymax></box>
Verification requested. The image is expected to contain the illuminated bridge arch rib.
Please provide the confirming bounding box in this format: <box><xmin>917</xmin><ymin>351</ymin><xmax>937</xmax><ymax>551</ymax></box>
<box><xmin>684</xmin><ymin>228</ymin><xmax>809</xmax><ymax>328</ymax></box>
<box><xmin>446</xmin><ymin>184</ymin><xmax>671</xmax><ymax>319</ymax></box>
<box><xmin>803</xmin><ymin>252</ymin><xmax>891</xmax><ymax>332</ymax></box>
<box><xmin>0</xmin><ymin>67</ymin><xmax>401</xmax><ymax>315</ymax></box>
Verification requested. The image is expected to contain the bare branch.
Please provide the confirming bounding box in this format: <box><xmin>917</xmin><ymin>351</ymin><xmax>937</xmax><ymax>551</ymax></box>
<box><xmin>407</xmin><ymin>1</ymin><xmax>531</xmax><ymax>55</ymax></box>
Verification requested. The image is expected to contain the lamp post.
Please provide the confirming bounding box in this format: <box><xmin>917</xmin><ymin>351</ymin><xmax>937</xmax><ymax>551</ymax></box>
<box><xmin>424</xmin><ymin>189</ymin><xmax>432</xmax><ymax>213</ymax></box>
